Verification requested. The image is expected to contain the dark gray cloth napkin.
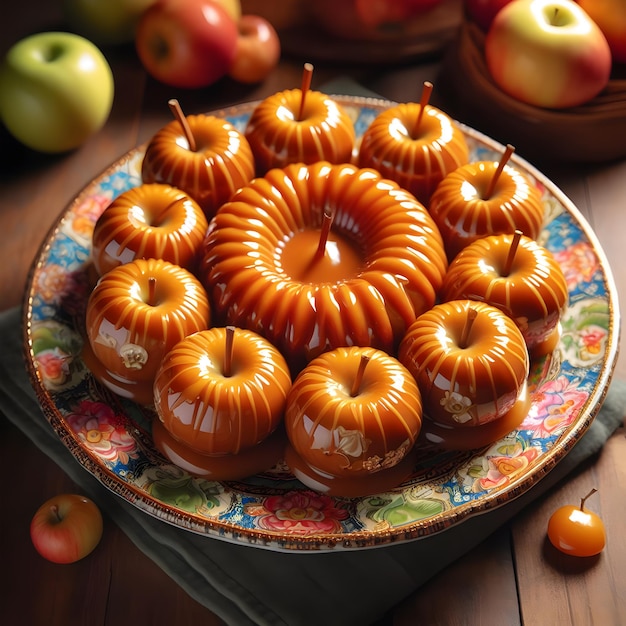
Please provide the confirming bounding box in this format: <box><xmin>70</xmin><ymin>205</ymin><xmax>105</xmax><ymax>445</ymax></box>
<box><xmin>2</xmin><ymin>301</ymin><xmax>624</xmax><ymax>625</ymax></box>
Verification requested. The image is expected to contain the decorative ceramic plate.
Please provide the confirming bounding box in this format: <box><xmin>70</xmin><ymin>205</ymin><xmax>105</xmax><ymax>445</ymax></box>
<box><xmin>23</xmin><ymin>97</ymin><xmax>619</xmax><ymax>552</ymax></box>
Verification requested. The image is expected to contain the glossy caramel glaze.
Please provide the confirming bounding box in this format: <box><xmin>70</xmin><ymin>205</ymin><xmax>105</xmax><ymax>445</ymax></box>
<box><xmin>398</xmin><ymin>300</ymin><xmax>529</xmax><ymax>429</ymax></box>
<box><xmin>200</xmin><ymin>161</ymin><xmax>448</xmax><ymax>372</ymax></box>
<box><xmin>91</xmin><ymin>183</ymin><xmax>209</xmax><ymax>276</ymax></box>
<box><xmin>85</xmin><ymin>258</ymin><xmax>210</xmax><ymax>389</ymax></box>
<box><xmin>441</xmin><ymin>233</ymin><xmax>569</xmax><ymax>356</ymax></box>
<box><xmin>284</xmin><ymin>346</ymin><xmax>422</xmax><ymax>479</ymax></box>
<box><xmin>358</xmin><ymin>102</ymin><xmax>469</xmax><ymax>205</ymax></box>
<box><xmin>244</xmin><ymin>88</ymin><xmax>356</xmax><ymax>175</ymax></box>
<box><xmin>429</xmin><ymin>161</ymin><xmax>545</xmax><ymax>261</ymax></box>
<box><xmin>152</xmin><ymin>420</ymin><xmax>288</xmax><ymax>480</ymax></box>
<box><xmin>153</xmin><ymin>327</ymin><xmax>292</xmax><ymax>456</ymax></box>
<box><xmin>141</xmin><ymin>115</ymin><xmax>255</xmax><ymax>219</ymax></box>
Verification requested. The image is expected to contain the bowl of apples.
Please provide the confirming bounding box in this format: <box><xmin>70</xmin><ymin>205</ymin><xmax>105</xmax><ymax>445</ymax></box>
<box><xmin>440</xmin><ymin>0</ymin><xmax>626</xmax><ymax>165</ymax></box>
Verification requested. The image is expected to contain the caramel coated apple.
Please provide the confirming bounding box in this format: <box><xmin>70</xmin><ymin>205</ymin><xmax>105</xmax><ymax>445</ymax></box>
<box><xmin>441</xmin><ymin>232</ymin><xmax>569</xmax><ymax>357</ymax></box>
<box><xmin>91</xmin><ymin>183</ymin><xmax>209</xmax><ymax>276</ymax></box>
<box><xmin>84</xmin><ymin>258</ymin><xmax>210</xmax><ymax>405</ymax></box>
<box><xmin>141</xmin><ymin>113</ymin><xmax>255</xmax><ymax>219</ymax></box>
<box><xmin>358</xmin><ymin>101</ymin><xmax>469</xmax><ymax>205</ymax></box>
<box><xmin>429</xmin><ymin>155</ymin><xmax>545</xmax><ymax>261</ymax></box>
<box><xmin>398</xmin><ymin>300</ymin><xmax>530</xmax><ymax>450</ymax></box>
<box><xmin>284</xmin><ymin>346</ymin><xmax>422</xmax><ymax>497</ymax></box>
<box><xmin>244</xmin><ymin>88</ymin><xmax>356</xmax><ymax>175</ymax></box>
<box><xmin>199</xmin><ymin>161</ymin><xmax>448</xmax><ymax>373</ymax></box>
<box><xmin>153</xmin><ymin>326</ymin><xmax>292</xmax><ymax>457</ymax></box>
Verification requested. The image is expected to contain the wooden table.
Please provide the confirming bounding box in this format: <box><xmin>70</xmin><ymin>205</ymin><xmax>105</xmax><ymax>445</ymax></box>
<box><xmin>2</xmin><ymin>4</ymin><xmax>625</xmax><ymax>625</ymax></box>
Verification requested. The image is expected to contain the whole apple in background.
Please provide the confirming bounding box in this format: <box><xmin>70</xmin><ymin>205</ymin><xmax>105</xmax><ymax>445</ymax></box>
<box><xmin>464</xmin><ymin>0</ymin><xmax>514</xmax><ymax>31</ymax></box>
<box><xmin>484</xmin><ymin>0</ymin><xmax>612</xmax><ymax>109</ymax></box>
<box><xmin>0</xmin><ymin>32</ymin><xmax>114</xmax><ymax>153</ymax></box>
<box><xmin>135</xmin><ymin>0</ymin><xmax>238</xmax><ymax>89</ymax></box>
<box><xmin>577</xmin><ymin>0</ymin><xmax>626</xmax><ymax>64</ymax></box>
<box><xmin>228</xmin><ymin>14</ymin><xmax>281</xmax><ymax>84</ymax></box>
<box><xmin>30</xmin><ymin>494</ymin><xmax>103</xmax><ymax>564</ymax></box>
<box><xmin>61</xmin><ymin>0</ymin><xmax>157</xmax><ymax>46</ymax></box>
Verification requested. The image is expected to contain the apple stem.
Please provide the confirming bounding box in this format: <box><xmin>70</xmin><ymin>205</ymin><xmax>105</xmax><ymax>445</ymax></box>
<box><xmin>351</xmin><ymin>354</ymin><xmax>371</xmax><ymax>397</ymax></box>
<box><xmin>223</xmin><ymin>326</ymin><xmax>235</xmax><ymax>378</ymax></box>
<box><xmin>168</xmin><ymin>98</ymin><xmax>196</xmax><ymax>152</ymax></box>
<box><xmin>503</xmin><ymin>230</ymin><xmax>523</xmax><ymax>276</ymax></box>
<box><xmin>147</xmin><ymin>276</ymin><xmax>157</xmax><ymax>306</ymax></box>
<box><xmin>485</xmin><ymin>143</ymin><xmax>515</xmax><ymax>199</ymax></box>
<box><xmin>298</xmin><ymin>63</ymin><xmax>314</xmax><ymax>121</ymax></box>
<box><xmin>460</xmin><ymin>307</ymin><xmax>478</xmax><ymax>349</ymax></box>
<box><xmin>580</xmin><ymin>488</ymin><xmax>598</xmax><ymax>511</ymax></box>
<box><xmin>49</xmin><ymin>504</ymin><xmax>62</xmax><ymax>524</ymax></box>
<box><xmin>314</xmin><ymin>207</ymin><xmax>334</xmax><ymax>261</ymax></box>
<box><xmin>413</xmin><ymin>81</ymin><xmax>434</xmax><ymax>137</ymax></box>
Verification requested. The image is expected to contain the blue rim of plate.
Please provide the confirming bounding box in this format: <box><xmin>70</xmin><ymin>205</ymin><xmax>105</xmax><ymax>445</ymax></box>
<box><xmin>22</xmin><ymin>96</ymin><xmax>620</xmax><ymax>551</ymax></box>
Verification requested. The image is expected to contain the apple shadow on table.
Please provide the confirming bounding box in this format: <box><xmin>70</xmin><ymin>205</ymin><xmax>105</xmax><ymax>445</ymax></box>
<box><xmin>541</xmin><ymin>536</ymin><xmax>602</xmax><ymax>575</ymax></box>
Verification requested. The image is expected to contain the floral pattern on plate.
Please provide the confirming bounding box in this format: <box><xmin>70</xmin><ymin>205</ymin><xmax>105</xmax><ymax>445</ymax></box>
<box><xmin>24</xmin><ymin>98</ymin><xmax>618</xmax><ymax>551</ymax></box>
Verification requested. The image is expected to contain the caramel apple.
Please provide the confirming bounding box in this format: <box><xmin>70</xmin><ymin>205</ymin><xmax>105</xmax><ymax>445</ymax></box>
<box><xmin>91</xmin><ymin>183</ymin><xmax>209</xmax><ymax>277</ymax></box>
<box><xmin>398</xmin><ymin>299</ymin><xmax>530</xmax><ymax>450</ymax></box>
<box><xmin>83</xmin><ymin>258</ymin><xmax>210</xmax><ymax>406</ymax></box>
<box><xmin>357</xmin><ymin>82</ymin><xmax>469</xmax><ymax>206</ymax></box>
<box><xmin>244</xmin><ymin>64</ymin><xmax>356</xmax><ymax>176</ymax></box>
<box><xmin>428</xmin><ymin>144</ymin><xmax>545</xmax><ymax>261</ymax></box>
<box><xmin>141</xmin><ymin>99</ymin><xmax>255</xmax><ymax>220</ymax></box>
<box><xmin>152</xmin><ymin>326</ymin><xmax>292</xmax><ymax>479</ymax></box>
<box><xmin>284</xmin><ymin>346</ymin><xmax>422</xmax><ymax>497</ymax></box>
<box><xmin>441</xmin><ymin>231</ymin><xmax>568</xmax><ymax>358</ymax></box>
<box><xmin>199</xmin><ymin>161</ymin><xmax>448</xmax><ymax>373</ymax></box>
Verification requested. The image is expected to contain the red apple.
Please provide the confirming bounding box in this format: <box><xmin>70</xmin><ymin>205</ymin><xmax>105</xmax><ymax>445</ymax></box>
<box><xmin>135</xmin><ymin>0</ymin><xmax>238</xmax><ymax>88</ymax></box>
<box><xmin>30</xmin><ymin>494</ymin><xmax>103</xmax><ymax>564</ymax></box>
<box><xmin>577</xmin><ymin>0</ymin><xmax>626</xmax><ymax>64</ymax></box>
<box><xmin>464</xmin><ymin>0</ymin><xmax>514</xmax><ymax>31</ymax></box>
<box><xmin>228</xmin><ymin>14</ymin><xmax>281</xmax><ymax>84</ymax></box>
<box><xmin>485</xmin><ymin>0</ymin><xmax>612</xmax><ymax>109</ymax></box>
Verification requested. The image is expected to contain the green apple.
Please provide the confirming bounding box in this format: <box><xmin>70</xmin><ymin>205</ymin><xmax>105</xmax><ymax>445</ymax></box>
<box><xmin>62</xmin><ymin>0</ymin><xmax>158</xmax><ymax>46</ymax></box>
<box><xmin>0</xmin><ymin>32</ymin><xmax>114</xmax><ymax>153</ymax></box>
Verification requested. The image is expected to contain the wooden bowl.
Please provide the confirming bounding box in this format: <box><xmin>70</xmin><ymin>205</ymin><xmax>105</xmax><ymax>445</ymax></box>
<box><xmin>438</xmin><ymin>21</ymin><xmax>626</xmax><ymax>165</ymax></box>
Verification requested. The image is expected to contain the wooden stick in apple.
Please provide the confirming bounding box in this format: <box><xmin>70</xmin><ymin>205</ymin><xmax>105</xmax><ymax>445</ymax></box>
<box><xmin>460</xmin><ymin>307</ymin><xmax>478</xmax><ymax>349</ymax></box>
<box><xmin>223</xmin><ymin>325</ymin><xmax>235</xmax><ymax>378</ymax></box>
<box><xmin>413</xmin><ymin>80</ymin><xmax>434</xmax><ymax>136</ymax></box>
<box><xmin>168</xmin><ymin>98</ymin><xmax>196</xmax><ymax>152</ymax></box>
<box><xmin>503</xmin><ymin>229</ymin><xmax>523</xmax><ymax>276</ymax></box>
<box><xmin>485</xmin><ymin>143</ymin><xmax>515</xmax><ymax>199</ymax></box>
<box><xmin>298</xmin><ymin>62</ymin><xmax>314</xmax><ymax>121</ymax></box>
<box><xmin>350</xmin><ymin>354</ymin><xmax>370</xmax><ymax>397</ymax></box>
<box><xmin>314</xmin><ymin>207</ymin><xmax>334</xmax><ymax>261</ymax></box>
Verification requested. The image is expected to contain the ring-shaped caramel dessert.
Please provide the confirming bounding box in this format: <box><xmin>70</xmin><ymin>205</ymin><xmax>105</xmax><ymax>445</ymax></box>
<box><xmin>200</xmin><ymin>161</ymin><xmax>448</xmax><ymax>373</ymax></box>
